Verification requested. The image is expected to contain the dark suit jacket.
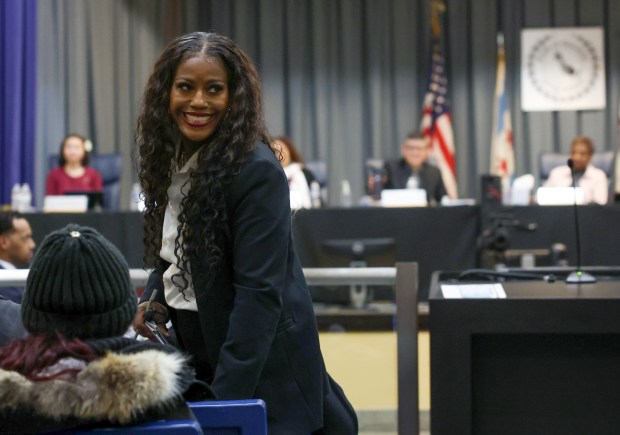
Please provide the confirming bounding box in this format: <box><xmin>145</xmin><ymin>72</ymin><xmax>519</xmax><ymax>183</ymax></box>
<box><xmin>0</xmin><ymin>264</ymin><xmax>25</xmax><ymax>304</ymax></box>
<box><xmin>142</xmin><ymin>142</ymin><xmax>356</xmax><ymax>435</ymax></box>
<box><xmin>0</xmin><ymin>296</ymin><xmax>27</xmax><ymax>346</ymax></box>
<box><xmin>383</xmin><ymin>158</ymin><xmax>447</xmax><ymax>204</ymax></box>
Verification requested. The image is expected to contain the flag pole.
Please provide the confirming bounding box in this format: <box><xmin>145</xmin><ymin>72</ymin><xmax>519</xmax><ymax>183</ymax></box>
<box><xmin>490</xmin><ymin>31</ymin><xmax>515</xmax><ymax>204</ymax></box>
<box><xmin>421</xmin><ymin>0</ymin><xmax>458</xmax><ymax>199</ymax></box>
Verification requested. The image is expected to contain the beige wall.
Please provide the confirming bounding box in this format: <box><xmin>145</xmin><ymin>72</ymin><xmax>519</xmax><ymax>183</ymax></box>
<box><xmin>319</xmin><ymin>331</ymin><xmax>430</xmax><ymax>411</ymax></box>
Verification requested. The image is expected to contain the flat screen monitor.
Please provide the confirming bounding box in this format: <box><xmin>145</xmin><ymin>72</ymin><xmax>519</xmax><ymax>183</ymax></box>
<box><xmin>65</xmin><ymin>191</ymin><xmax>104</xmax><ymax>211</ymax></box>
<box><xmin>319</xmin><ymin>238</ymin><xmax>396</xmax><ymax>265</ymax></box>
<box><xmin>310</xmin><ymin>237</ymin><xmax>397</xmax><ymax>307</ymax></box>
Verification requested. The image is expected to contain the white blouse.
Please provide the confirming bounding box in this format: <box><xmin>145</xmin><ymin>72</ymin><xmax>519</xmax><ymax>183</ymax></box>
<box><xmin>284</xmin><ymin>163</ymin><xmax>312</xmax><ymax>209</ymax></box>
<box><xmin>160</xmin><ymin>151</ymin><xmax>201</xmax><ymax>311</ymax></box>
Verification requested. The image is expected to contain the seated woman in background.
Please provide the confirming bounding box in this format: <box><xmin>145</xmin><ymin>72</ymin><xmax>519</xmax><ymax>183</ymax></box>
<box><xmin>45</xmin><ymin>133</ymin><xmax>103</xmax><ymax>195</ymax></box>
<box><xmin>544</xmin><ymin>135</ymin><xmax>608</xmax><ymax>205</ymax></box>
<box><xmin>0</xmin><ymin>224</ymin><xmax>213</xmax><ymax>432</ymax></box>
<box><xmin>273</xmin><ymin>135</ymin><xmax>317</xmax><ymax>209</ymax></box>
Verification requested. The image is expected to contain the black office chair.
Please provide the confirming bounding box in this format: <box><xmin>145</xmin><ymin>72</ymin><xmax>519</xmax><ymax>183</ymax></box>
<box><xmin>48</xmin><ymin>154</ymin><xmax>122</xmax><ymax>210</ymax></box>
<box><xmin>305</xmin><ymin>160</ymin><xmax>328</xmax><ymax>205</ymax></box>
<box><xmin>305</xmin><ymin>160</ymin><xmax>327</xmax><ymax>188</ymax></box>
<box><xmin>365</xmin><ymin>158</ymin><xmax>384</xmax><ymax>196</ymax></box>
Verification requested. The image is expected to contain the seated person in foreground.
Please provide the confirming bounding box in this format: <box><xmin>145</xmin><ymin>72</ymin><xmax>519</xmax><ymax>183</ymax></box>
<box><xmin>45</xmin><ymin>133</ymin><xmax>103</xmax><ymax>195</ymax></box>
<box><xmin>370</xmin><ymin>130</ymin><xmax>447</xmax><ymax>205</ymax></box>
<box><xmin>544</xmin><ymin>135</ymin><xmax>608</xmax><ymax>205</ymax></box>
<box><xmin>273</xmin><ymin>135</ymin><xmax>317</xmax><ymax>209</ymax></box>
<box><xmin>0</xmin><ymin>224</ymin><xmax>213</xmax><ymax>433</ymax></box>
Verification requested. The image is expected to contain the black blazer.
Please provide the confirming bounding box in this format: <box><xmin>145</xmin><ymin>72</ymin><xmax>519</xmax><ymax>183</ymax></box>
<box><xmin>383</xmin><ymin>158</ymin><xmax>447</xmax><ymax>205</ymax></box>
<box><xmin>142</xmin><ymin>142</ymin><xmax>356</xmax><ymax>434</ymax></box>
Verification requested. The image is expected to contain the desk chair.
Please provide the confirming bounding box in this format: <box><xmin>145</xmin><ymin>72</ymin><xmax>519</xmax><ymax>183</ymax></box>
<box><xmin>48</xmin><ymin>154</ymin><xmax>123</xmax><ymax>210</ymax></box>
<box><xmin>305</xmin><ymin>160</ymin><xmax>328</xmax><ymax>205</ymax></box>
<box><xmin>539</xmin><ymin>151</ymin><xmax>615</xmax><ymax>183</ymax></box>
<box><xmin>305</xmin><ymin>160</ymin><xmax>327</xmax><ymax>188</ymax></box>
<box><xmin>187</xmin><ymin>399</ymin><xmax>267</xmax><ymax>435</ymax></box>
<box><xmin>56</xmin><ymin>419</ymin><xmax>203</xmax><ymax>434</ymax></box>
<box><xmin>365</xmin><ymin>158</ymin><xmax>384</xmax><ymax>195</ymax></box>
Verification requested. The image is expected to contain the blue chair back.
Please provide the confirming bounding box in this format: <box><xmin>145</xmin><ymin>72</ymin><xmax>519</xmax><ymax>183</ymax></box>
<box><xmin>187</xmin><ymin>399</ymin><xmax>267</xmax><ymax>435</ymax></box>
<box><xmin>48</xmin><ymin>153</ymin><xmax>123</xmax><ymax>210</ymax></box>
<box><xmin>55</xmin><ymin>419</ymin><xmax>203</xmax><ymax>434</ymax></box>
<box><xmin>539</xmin><ymin>150</ymin><xmax>615</xmax><ymax>182</ymax></box>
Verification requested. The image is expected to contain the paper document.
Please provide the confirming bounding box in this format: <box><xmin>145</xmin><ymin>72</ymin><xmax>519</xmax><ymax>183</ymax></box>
<box><xmin>440</xmin><ymin>283</ymin><xmax>507</xmax><ymax>299</ymax></box>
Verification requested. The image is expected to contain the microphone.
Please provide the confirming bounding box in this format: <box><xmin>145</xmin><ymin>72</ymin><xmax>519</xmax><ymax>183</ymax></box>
<box><xmin>566</xmin><ymin>158</ymin><xmax>596</xmax><ymax>284</ymax></box>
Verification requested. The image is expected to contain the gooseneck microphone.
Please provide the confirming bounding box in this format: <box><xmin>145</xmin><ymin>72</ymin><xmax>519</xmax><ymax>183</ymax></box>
<box><xmin>566</xmin><ymin>158</ymin><xmax>596</xmax><ymax>284</ymax></box>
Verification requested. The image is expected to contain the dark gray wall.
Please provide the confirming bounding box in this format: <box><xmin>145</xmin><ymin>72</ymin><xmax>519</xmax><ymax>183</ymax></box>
<box><xmin>35</xmin><ymin>0</ymin><xmax>620</xmax><ymax>207</ymax></box>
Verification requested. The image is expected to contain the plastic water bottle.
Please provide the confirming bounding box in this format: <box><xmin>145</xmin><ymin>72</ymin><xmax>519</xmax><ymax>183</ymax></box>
<box><xmin>340</xmin><ymin>180</ymin><xmax>352</xmax><ymax>208</ymax></box>
<box><xmin>20</xmin><ymin>183</ymin><xmax>32</xmax><ymax>212</ymax></box>
<box><xmin>11</xmin><ymin>184</ymin><xmax>21</xmax><ymax>211</ymax></box>
<box><xmin>310</xmin><ymin>181</ymin><xmax>321</xmax><ymax>208</ymax></box>
<box><xmin>501</xmin><ymin>177</ymin><xmax>511</xmax><ymax>205</ymax></box>
<box><xmin>130</xmin><ymin>182</ymin><xmax>144</xmax><ymax>212</ymax></box>
<box><xmin>371</xmin><ymin>173</ymin><xmax>382</xmax><ymax>200</ymax></box>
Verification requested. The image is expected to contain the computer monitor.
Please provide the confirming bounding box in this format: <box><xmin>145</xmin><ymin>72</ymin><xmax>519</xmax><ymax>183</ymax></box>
<box><xmin>310</xmin><ymin>237</ymin><xmax>397</xmax><ymax>308</ymax></box>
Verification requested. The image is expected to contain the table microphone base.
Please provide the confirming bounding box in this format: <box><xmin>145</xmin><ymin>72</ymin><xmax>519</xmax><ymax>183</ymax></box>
<box><xmin>566</xmin><ymin>270</ymin><xmax>597</xmax><ymax>284</ymax></box>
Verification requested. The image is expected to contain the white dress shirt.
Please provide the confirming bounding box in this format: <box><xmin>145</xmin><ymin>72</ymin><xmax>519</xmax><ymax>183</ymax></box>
<box><xmin>160</xmin><ymin>151</ymin><xmax>201</xmax><ymax>311</ymax></box>
<box><xmin>284</xmin><ymin>163</ymin><xmax>311</xmax><ymax>209</ymax></box>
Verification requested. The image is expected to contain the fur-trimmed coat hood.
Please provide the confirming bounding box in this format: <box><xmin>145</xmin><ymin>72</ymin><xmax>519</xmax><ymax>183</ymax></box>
<box><xmin>0</xmin><ymin>338</ymin><xmax>214</xmax><ymax>433</ymax></box>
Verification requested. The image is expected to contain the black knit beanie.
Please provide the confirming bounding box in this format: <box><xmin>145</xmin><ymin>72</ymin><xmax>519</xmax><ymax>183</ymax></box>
<box><xmin>21</xmin><ymin>224</ymin><xmax>137</xmax><ymax>339</ymax></box>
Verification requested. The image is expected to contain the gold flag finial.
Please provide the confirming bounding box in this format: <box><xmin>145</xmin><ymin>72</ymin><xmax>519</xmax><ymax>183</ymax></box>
<box><xmin>430</xmin><ymin>0</ymin><xmax>446</xmax><ymax>37</ymax></box>
<box><xmin>497</xmin><ymin>32</ymin><xmax>505</xmax><ymax>57</ymax></box>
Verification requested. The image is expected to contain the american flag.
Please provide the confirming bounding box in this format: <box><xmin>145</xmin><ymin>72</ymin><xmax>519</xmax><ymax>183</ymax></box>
<box><xmin>420</xmin><ymin>3</ymin><xmax>457</xmax><ymax>199</ymax></box>
<box><xmin>490</xmin><ymin>33</ymin><xmax>514</xmax><ymax>185</ymax></box>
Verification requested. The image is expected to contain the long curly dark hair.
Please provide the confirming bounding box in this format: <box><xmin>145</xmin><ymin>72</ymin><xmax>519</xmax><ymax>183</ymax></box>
<box><xmin>136</xmin><ymin>32</ymin><xmax>269</xmax><ymax>290</ymax></box>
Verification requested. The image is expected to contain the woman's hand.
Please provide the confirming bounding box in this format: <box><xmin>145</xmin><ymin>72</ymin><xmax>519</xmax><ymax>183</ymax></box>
<box><xmin>132</xmin><ymin>302</ymin><xmax>170</xmax><ymax>342</ymax></box>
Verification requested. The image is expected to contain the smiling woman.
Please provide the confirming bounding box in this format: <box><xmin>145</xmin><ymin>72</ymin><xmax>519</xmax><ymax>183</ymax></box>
<box><xmin>134</xmin><ymin>32</ymin><xmax>357</xmax><ymax>435</ymax></box>
<box><xmin>169</xmin><ymin>56</ymin><xmax>229</xmax><ymax>154</ymax></box>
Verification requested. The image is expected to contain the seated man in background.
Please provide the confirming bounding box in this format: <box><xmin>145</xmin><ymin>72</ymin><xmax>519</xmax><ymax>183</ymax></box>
<box><xmin>369</xmin><ymin>130</ymin><xmax>447</xmax><ymax>205</ymax></box>
<box><xmin>544</xmin><ymin>135</ymin><xmax>608</xmax><ymax>205</ymax></box>
<box><xmin>0</xmin><ymin>211</ymin><xmax>36</xmax><ymax>303</ymax></box>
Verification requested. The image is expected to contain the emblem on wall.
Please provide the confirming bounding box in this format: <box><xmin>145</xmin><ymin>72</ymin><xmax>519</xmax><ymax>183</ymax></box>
<box><xmin>521</xmin><ymin>27</ymin><xmax>606</xmax><ymax>111</ymax></box>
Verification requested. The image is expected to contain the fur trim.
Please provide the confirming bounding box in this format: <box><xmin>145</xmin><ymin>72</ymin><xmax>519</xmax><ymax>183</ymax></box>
<box><xmin>0</xmin><ymin>349</ymin><xmax>187</xmax><ymax>424</ymax></box>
